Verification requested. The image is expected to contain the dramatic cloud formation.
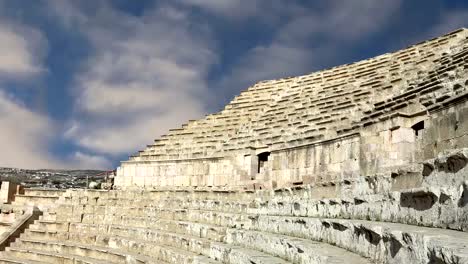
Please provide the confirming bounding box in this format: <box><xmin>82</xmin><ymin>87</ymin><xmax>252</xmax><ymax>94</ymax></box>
<box><xmin>58</xmin><ymin>1</ymin><xmax>404</xmax><ymax>156</ymax></box>
<box><xmin>0</xmin><ymin>17</ymin><xmax>54</xmax><ymax>169</ymax></box>
<box><xmin>60</xmin><ymin>4</ymin><xmax>216</xmax><ymax>155</ymax></box>
<box><xmin>0</xmin><ymin>14</ymin><xmax>111</xmax><ymax>169</ymax></box>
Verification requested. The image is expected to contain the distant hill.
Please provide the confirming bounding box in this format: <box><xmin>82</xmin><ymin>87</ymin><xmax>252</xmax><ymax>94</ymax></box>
<box><xmin>0</xmin><ymin>167</ymin><xmax>109</xmax><ymax>189</ymax></box>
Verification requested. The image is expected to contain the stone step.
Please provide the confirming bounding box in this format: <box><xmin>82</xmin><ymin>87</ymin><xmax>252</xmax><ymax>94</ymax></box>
<box><xmin>211</xmin><ymin>243</ymin><xmax>291</xmax><ymax>264</ymax></box>
<box><xmin>249</xmin><ymin>216</ymin><xmax>468</xmax><ymax>264</ymax></box>
<box><xmin>0</xmin><ymin>256</ymin><xmax>48</xmax><ymax>264</ymax></box>
<box><xmin>23</xmin><ymin>225</ymin><xmax>215</xmax><ymax>258</ymax></box>
<box><xmin>12</xmin><ymin>195</ymin><xmax>60</xmax><ymax>210</ymax></box>
<box><xmin>62</xmin><ymin>186</ymin><xmax>466</xmax><ymax>232</ymax></box>
<box><xmin>25</xmin><ymin>216</ymin><xmax>300</xmax><ymax>264</ymax></box>
<box><xmin>19</xmin><ymin>227</ymin><xmax>223</xmax><ymax>264</ymax></box>
<box><xmin>33</xmin><ymin>218</ymin><xmax>227</xmax><ymax>242</ymax></box>
<box><xmin>2</xmin><ymin>247</ymin><xmax>113</xmax><ymax>264</ymax></box>
<box><xmin>116</xmin><ymin>208</ymin><xmax>468</xmax><ymax>264</ymax></box>
<box><xmin>32</xmin><ymin>212</ymin><xmax>372</xmax><ymax>263</ymax></box>
<box><xmin>226</xmin><ymin>228</ymin><xmax>372</xmax><ymax>264</ymax></box>
<box><xmin>54</xmin><ymin>183</ymin><xmax>466</xmax><ymax>224</ymax></box>
<box><xmin>58</xmin><ymin>197</ymin><xmax>252</xmax><ymax>210</ymax></box>
<box><xmin>11</xmin><ymin>238</ymin><xmax>158</xmax><ymax>264</ymax></box>
<box><xmin>59</xmin><ymin>193</ymin><xmax>253</xmax><ymax>206</ymax></box>
<box><xmin>23</xmin><ymin>189</ymin><xmax>65</xmax><ymax>197</ymax></box>
<box><xmin>58</xmin><ymin>187</ymin><xmax>464</xmax><ymax>232</ymax></box>
<box><xmin>32</xmin><ymin>219</ymin><xmax>68</xmax><ymax>232</ymax></box>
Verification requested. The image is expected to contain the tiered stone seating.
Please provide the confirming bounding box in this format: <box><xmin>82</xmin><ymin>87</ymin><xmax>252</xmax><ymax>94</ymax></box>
<box><xmin>126</xmin><ymin>28</ymin><xmax>468</xmax><ymax>163</ymax></box>
<box><xmin>130</xmin><ymin>79</ymin><xmax>294</xmax><ymax>161</ymax></box>
<box><xmin>0</xmin><ymin>205</ymin><xmax>41</xmax><ymax>253</ymax></box>
<box><xmin>338</xmin><ymin>33</ymin><xmax>468</xmax><ymax>134</ymax></box>
<box><xmin>2</xmin><ymin>149</ymin><xmax>468</xmax><ymax>263</ymax></box>
<box><xmin>233</xmin><ymin>28</ymin><xmax>468</xmax><ymax>150</ymax></box>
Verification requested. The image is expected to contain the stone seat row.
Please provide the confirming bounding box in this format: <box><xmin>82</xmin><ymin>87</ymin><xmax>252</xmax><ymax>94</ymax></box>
<box><xmin>2</xmin><ymin>211</ymin><xmax>222</xmax><ymax>263</ymax></box>
<box><xmin>130</xmin><ymin>80</ymin><xmax>290</xmax><ymax>157</ymax></box>
<box><xmin>296</xmin><ymin>32</ymin><xmax>452</xmax><ymax>85</ymax></box>
<box><xmin>1</xmin><ymin>188</ymin><xmax>374</xmax><ymax>263</ymax></box>
<box><xmin>24</xmin><ymin>196</ymin><xmax>468</xmax><ymax>264</ymax></box>
<box><xmin>5</xmin><ymin>167</ymin><xmax>468</xmax><ymax>264</ymax></box>
<box><xmin>22</xmin><ymin>219</ymin><xmax>369</xmax><ymax>264</ymax></box>
<box><xmin>130</xmin><ymin>107</ymin><xmax>270</xmax><ymax>159</ymax></box>
<box><xmin>53</xmin><ymin>174</ymin><xmax>467</xmax><ymax>232</ymax></box>
<box><xmin>105</xmin><ymin>207</ymin><xmax>468</xmax><ymax>262</ymax></box>
<box><xmin>133</xmin><ymin>68</ymin><xmax>363</xmax><ymax>158</ymax></box>
<box><xmin>3</xmin><ymin>215</ymin><xmax>295</xmax><ymax>263</ymax></box>
<box><xmin>40</xmin><ymin>161</ymin><xmax>468</xmax><ymax>263</ymax></box>
<box><xmin>29</xmin><ymin>197</ymin><xmax>372</xmax><ymax>264</ymax></box>
<box><xmin>48</xmin><ymin>185</ymin><xmax>468</xmax><ymax>233</ymax></box>
<box><xmin>257</xmin><ymin>32</ymin><xmax>467</xmax><ymax>144</ymax></box>
<box><xmin>260</xmin><ymin>59</ymin><xmax>467</xmax><ymax>148</ymax></box>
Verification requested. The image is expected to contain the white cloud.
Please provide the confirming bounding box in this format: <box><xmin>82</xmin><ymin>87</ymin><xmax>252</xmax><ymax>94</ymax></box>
<box><xmin>70</xmin><ymin>152</ymin><xmax>112</xmax><ymax>170</ymax></box>
<box><xmin>61</xmin><ymin>4</ymin><xmax>216</xmax><ymax>155</ymax></box>
<box><xmin>0</xmin><ymin>90</ymin><xmax>112</xmax><ymax>170</ymax></box>
<box><xmin>0</xmin><ymin>91</ymin><xmax>58</xmax><ymax>169</ymax></box>
<box><xmin>0</xmin><ymin>17</ymin><xmax>56</xmax><ymax>169</ymax></box>
<box><xmin>0</xmin><ymin>13</ymin><xmax>112</xmax><ymax>170</ymax></box>
<box><xmin>0</xmin><ymin>21</ymin><xmax>47</xmax><ymax>79</ymax></box>
<box><xmin>54</xmin><ymin>0</ymin><xmax>404</xmax><ymax>157</ymax></box>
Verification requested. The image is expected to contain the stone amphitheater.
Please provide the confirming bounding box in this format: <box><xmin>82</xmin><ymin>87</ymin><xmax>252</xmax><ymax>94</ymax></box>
<box><xmin>0</xmin><ymin>28</ymin><xmax>467</xmax><ymax>264</ymax></box>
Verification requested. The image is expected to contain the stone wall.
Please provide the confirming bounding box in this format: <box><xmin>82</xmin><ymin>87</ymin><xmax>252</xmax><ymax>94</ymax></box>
<box><xmin>266</xmin><ymin>135</ymin><xmax>360</xmax><ymax>187</ymax></box>
<box><xmin>0</xmin><ymin>182</ymin><xmax>19</xmax><ymax>204</ymax></box>
<box><xmin>116</xmin><ymin>157</ymin><xmax>237</xmax><ymax>187</ymax></box>
<box><xmin>417</xmin><ymin>98</ymin><xmax>468</xmax><ymax>160</ymax></box>
<box><xmin>115</xmin><ymin>98</ymin><xmax>468</xmax><ymax>190</ymax></box>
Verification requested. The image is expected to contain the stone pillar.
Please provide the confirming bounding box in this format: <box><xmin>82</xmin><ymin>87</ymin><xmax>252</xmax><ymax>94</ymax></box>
<box><xmin>0</xmin><ymin>182</ymin><xmax>19</xmax><ymax>204</ymax></box>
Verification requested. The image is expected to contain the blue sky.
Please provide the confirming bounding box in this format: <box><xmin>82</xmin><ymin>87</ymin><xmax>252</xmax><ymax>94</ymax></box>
<box><xmin>0</xmin><ymin>0</ymin><xmax>467</xmax><ymax>170</ymax></box>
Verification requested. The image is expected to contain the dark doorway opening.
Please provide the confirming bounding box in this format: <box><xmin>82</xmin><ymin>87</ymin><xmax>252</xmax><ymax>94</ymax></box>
<box><xmin>411</xmin><ymin>121</ymin><xmax>425</xmax><ymax>137</ymax></box>
<box><xmin>257</xmin><ymin>152</ymin><xmax>271</xmax><ymax>173</ymax></box>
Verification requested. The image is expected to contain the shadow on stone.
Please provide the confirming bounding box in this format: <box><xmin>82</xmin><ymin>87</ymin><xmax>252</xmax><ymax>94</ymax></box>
<box><xmin>383</xmin><ymin>235</ymin><xmax>402</xmax><ymax>258</ymax></box>
<box><xmin>422</xmin><ymin>163</ymin><xmax>434</xmax><ymax>177</ymax></box>
<box><xmin>331</xmin><ymin>222</ymin><xmax>348</xmax><ymax>231</ymax></box>
<box><xmin>447</xmin><ymin>154</ymin><xmax>468</xmax><ymax>173</ymax></box>
<box><xmin>428</xmin><ymin>250</ymin><xmax>450</xmax><ymax>264</ymax></box>
<box><xmin>354</xmin><ymin>226</ymin><xmax>381</xmax><ymax>246</ymax></box>
<box><xmin>293</xmin><ymin>202</ymin><xmax>300</xmax><ymax>210</ymax></box>
<box><xmin>354</xmin><ymin>198</ymin><xmax>366</xmax><ymax>205</ymax></box>
<box><xmin>293</xmin><ymin>219</ymin><xmax>306</xmax><ymax>225</ymax></box>
<box><xmin>439</xmin><ymin>192</ymin><xmax>451</xmax><ymax>204</ymax></box>
<box><xmin>400</xmin><ymin>190</ymin><xmax>438</xmax><ymax>211</ymax></box>
<box><xmin>436</xmin><ymin>153</ymin><xmax>468</xmax><ymax>173</ymax></box>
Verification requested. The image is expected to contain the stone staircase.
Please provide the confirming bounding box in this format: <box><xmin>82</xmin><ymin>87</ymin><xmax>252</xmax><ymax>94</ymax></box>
<box><xmin>0</xmin><ymin>205</ymin><xmax>41</xmax><ymax>254</ymax></box>
<box><xmin>0</xmin><ymin>150</ymin><xmax>467</xmax><ymax>263</ymax></box>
